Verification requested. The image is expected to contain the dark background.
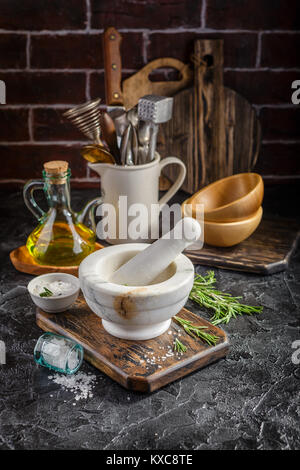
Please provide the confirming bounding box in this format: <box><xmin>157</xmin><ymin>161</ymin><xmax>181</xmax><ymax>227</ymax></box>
<box><xmin>0</xmin><ymin>0</ymin><xmax>299</xmax><ymax>188</ymax></box>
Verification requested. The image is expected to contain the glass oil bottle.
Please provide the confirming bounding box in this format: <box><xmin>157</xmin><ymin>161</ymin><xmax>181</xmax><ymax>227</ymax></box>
<box><xmin>24</xmin><ymin>160</ymin><xmax>102</xmax><ymax>266</ymax></box>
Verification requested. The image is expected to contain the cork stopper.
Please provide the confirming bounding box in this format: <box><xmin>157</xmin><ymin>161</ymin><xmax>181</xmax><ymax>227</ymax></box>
<box><xmin>44</xmin><ymin>160</ymin><xmax>69</xmax><ymax>175</ymax></box>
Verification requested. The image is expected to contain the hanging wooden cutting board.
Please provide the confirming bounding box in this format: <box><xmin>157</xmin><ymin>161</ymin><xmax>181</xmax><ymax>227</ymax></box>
<box><xmin>157</xmin><ymin>39</ymin><xmax>261</xmax><ymax>194</ymax></box>
<box><xmin>122</xmin><ymin>57</ymin><xmax>193</xmax><ymax>110</ymax></box>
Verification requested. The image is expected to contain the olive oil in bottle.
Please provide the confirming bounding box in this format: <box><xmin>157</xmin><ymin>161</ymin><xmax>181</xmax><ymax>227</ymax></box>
<box><xmin>24</xmin><ymin>161</ymin><xmax>100</xmax><ymax>266</ymax></box>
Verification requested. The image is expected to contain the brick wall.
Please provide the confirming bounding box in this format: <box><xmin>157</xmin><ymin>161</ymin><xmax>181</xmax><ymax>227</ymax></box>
<box><xmin>0</xmin><ymin>0</ymin><xmax>299</xmax><ymax>188</ymax></box>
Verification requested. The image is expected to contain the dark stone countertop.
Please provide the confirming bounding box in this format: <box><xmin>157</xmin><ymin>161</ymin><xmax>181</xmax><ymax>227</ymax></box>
<box><xmin>0</xmin><ymin>184</ymin><xmax>299</xmax><ymax>450</ymax></box>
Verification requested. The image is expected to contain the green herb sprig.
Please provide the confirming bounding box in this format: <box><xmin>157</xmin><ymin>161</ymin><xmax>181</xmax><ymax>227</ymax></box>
<box><xmin>39</xmin><ymin>287</ymin><xmax>53</xmax><ymax>298</ymax></box>
<box><xmin>174</xmin><ymin>316</ymin><xmax>218</xmax><ymax>346</ymax></box>
<box><xmin>173</xmin><ymin>338</ymin><xmax>187</xmax><ymax>353</ymax></box>
<box><xmin>189</xmin><ymin>271</ymin><xmax>263</xmax><ymax>325</ymax></box>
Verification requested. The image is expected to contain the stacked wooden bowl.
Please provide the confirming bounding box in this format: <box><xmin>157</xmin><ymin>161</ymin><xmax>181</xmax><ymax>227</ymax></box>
<box><xmin>182</xmin><ymin>173</ymin><xmax>264</xmax><ymax>247</ymax></box>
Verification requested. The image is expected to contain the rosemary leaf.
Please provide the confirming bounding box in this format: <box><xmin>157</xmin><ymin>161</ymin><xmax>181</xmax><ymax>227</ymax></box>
<box><xmin>39</xmin><ymin>287</ymin><xmax>53</xmax><ymax>298</ymax></box>
<box><xmin>174</xmin><ymin>316</ymin><xmax>218</xmax><ymax>346</ymax></box>
<box><xmin>173</xmin><ymin>338</ymin><xmax>187</xmax><ymax>353</ymax></box>
<box><xmin>189</xmin><ymin>271</ymin><xmax>263</xmax><ymax>325</ymax></box>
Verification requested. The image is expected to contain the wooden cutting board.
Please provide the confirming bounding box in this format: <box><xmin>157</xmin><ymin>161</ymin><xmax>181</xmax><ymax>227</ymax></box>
<box><xmin>158</xmin><ymin>39</ymin><xmax>261</xmax><ymax>194</ymax></box>
<box><xmin>36</xmin><ymin>299</ymin><xmax>229</xmax><ymax>393</ymax></box>
<box><xmin>10</xmin><ymin>243</ymin><xmax>104</xmax><ymax>276</ymax></box>
<box><xmin>122</xmin><ymin>57</ymin><xmax>193</xmax><ymax>110</ymax></box>
<box><xmin>185</xmin><ymin>217</ymin><xmax>300</xmax><ymax>274</ymax></box>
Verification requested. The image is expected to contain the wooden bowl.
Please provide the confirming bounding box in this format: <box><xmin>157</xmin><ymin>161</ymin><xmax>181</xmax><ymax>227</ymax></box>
<box><xmin>186</xmin><ymin>173</ymin><xmax>264</xmax><ymax>222</ymax></box>
<box><xmin>203</xmin><ymin>206</ymin><xmax>263</xmax><ymax>247</ymax></box>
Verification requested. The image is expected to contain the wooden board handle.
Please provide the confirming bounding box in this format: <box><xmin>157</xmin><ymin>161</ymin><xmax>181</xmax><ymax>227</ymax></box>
<box><xmin>103</xmin><ymin>27</ymin><xmax>123</xmax><ymax>105</ymax></box>
<box><xmin>122</xmin><ymin>57</ymin><xmax>193</xmax><ymax>109</ymax></box>
<box><xmin>140</xmin><ymin>57</ymin><xmax>192</xmax><ymax>87</ymax></box>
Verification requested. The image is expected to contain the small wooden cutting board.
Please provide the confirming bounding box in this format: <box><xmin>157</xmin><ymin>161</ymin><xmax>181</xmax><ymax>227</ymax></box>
<box><xmin>36</xmin><ymin>298</ymin><xmax>229</xmax><ymax>393</ymax></box>
<box><xmin>122</xmin><ymin>57</ymin><xmax>193</xmax><ymax>109</ymax></box>
<box><xmin>10</xmin><ymin>243</ymin><xmax>104</xmax><ymax>276</ymax></box>
<box><xmin>185</xmin><ymin>217</ymin><xmax>300</xmax><ymax>274</ymax></box>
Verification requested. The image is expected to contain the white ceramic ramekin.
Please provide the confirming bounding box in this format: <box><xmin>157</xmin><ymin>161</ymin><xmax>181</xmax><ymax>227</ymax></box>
<box><xmin>27</xmin><ymin>273</ymin><xmax>80</xmax><ymax>313</ymax></box>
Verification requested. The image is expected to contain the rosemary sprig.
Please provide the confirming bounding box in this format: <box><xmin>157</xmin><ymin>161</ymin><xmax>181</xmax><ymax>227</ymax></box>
<box><xmin>174</xmin><ymin>316</ymin><xmax>218</xmax><ymax>346</ymax></box>
<box><xmin>189</xmin><ymin>271</ymin><xmax>263</xmax><ymax>325</ymax></box>
<box><xmin>173</xmin><ymin>338</ymin><xmax>187</xmax><ymax>353</ymax></box>
<box><xmin>39</xmin><ymin>287</ymin><xmax>53</xmax><ymax>298</ymax></box>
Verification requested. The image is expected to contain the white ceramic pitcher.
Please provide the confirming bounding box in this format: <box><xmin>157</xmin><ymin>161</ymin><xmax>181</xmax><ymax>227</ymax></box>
<box><xmin>89</xmin><ymin>153</ymin><xmax>186</xmax><ymax>244</ymax></box>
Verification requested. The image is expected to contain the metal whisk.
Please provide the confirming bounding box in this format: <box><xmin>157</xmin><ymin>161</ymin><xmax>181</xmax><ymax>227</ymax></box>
<box><xmin>63</xmin><ymin>98</ymin><xmax>116</xmax><ymax>164</ymax></box>
<box><xmin>63</xmin><ymin>98</ymin><xmax>103</xmax><ymax>144</ymax></box>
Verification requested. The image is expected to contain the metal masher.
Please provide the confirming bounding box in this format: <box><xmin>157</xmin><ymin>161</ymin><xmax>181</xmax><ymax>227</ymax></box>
<box><xmin>137</xmin><ymin>95</ymin><xmax>173</xmax><ymax>162</ymax></box>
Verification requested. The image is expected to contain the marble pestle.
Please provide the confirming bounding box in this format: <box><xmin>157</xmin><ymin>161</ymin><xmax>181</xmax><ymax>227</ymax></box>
<box><xmin>110</xmin><ymin>217</ymin><xmax>201</xmax><ymax>287</ymax></box>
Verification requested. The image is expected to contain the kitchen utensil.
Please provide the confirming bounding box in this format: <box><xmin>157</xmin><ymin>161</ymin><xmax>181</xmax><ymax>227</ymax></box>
<box><xmin>9</xmin><ymin>243</ymin><xmax>104</xmax><ymax>276</ymax></box>
<box><xmin>103</xmin><ymin>25</ymin><xmax>126</xmax><ymax>140</ymax></box>
<box><xmin>137</xmin><ymin>144</ymin><xmax>149</xmax><ymax>165</ymax></box>
<box><xmin>184</xmin><ymin>217</ymin><xmax>300</xmax><ymax>275</ymax></box>
<box><xmin>80</xmin><ymin>242</ymin><xmax>195</xmax><ymax>340</ymax></box>
<box><xmin>103</xmin><ymin>28</ymin><xmax>145</xmax><ymax>165</ymax></box>
<box><xmin>108</xmin><ymin>107</ymin><xmax>129</xmax><ymax>145</ymax></box>
<box><xmin>23</xmin><ymin>161</ymin><xmax>102</xmax><ymax>266</ymax></box>
<box><xmin>131</xmin><ymin>124</ymin><xmax>139</xmax><ymax>165</ymax></box>
<box><xmin>125</xmin><ymin>106</ymin><xmax>139</xmax><ymax>164</ymax></box>
<box><xmin>27</xmin><ymin>273</ymin><xmax>80</xmax><ymax>313</ymax></box>
<box><xmin>111</xmin><ymin>217</ymin><xmax>201</xmax><ymax>286</ymax></box>
<box><xmin>103</xmin><ymin>27</ymin><xmax>124</xmax><ymax>107</ymax></box>
<box><xmin>63</xmin><ymin>98</ymin><xmax>117</xmax><ymax>164</ymax></box>
<box><xmin>125</xmin><ymin>132</ymin><xmax>134</xmax><ymax>166</ymax></box>
<box><xmin>120</xmin><ymin>123</ymin><xmax>133</xmax><ymax>165</ymax></box>
<box><xmin>37</xmin><ymin>302</ymin><xmax>229</xmax><ymax>392</ymax></box>
<box><xmin>138</xmin><ymin>95</ymin><xmax>174</xmax><ymax>124</ymax></box>
<box><xmin>80</xmin><ymin>145</ymin><xmax>115</xmax><ymax>164</ymax></box>
<box><xmin>159</xmin><ymin>39</ymin><xmax>261</xmax><ymax>194</ymax></box>
<box><xmin>183</xmin><ymin>203</ymin><xmax>263</xmax><ymax>247</ymax></box>
<box><xmin>122</xmin><ymin>57</ymin><xmax>193</xmax><ymax>109</ymax></box>
<box><xmin>127</xmin><ymin>105</ymin><xmax>139</xmax><ymax>128</ymax></box>
<box><xmin>185</xmin><ymin>173</ymin><xmax>264</xmax><ymax>222</ymax></box>
<box><xmin>63</xmin><ymin>98</ymin><xmax>102</xmax><ymax>143</ymax></box>
<box><xmin>137</xmin><ymin>120</ymin><xmax>151</xmax><ymax>164</ymax></box>
<box><xmin>100</xmin><ymin>112</ymin><xmax>121</xmax><ymax>161</ymax></box>
<box><xmin>88</xmin><ymin>153</ymin><xmax>186</xmax><ymax>244</ymax></box>
<box><xmin>138</xmin><ymin>95</ymin><xmax>173</xmax><ymax>161</ymax></box>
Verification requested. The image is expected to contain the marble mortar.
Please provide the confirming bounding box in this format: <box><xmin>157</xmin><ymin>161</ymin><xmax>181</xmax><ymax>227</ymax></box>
<box><xmin>79</xmin><ymin>243</ymin><xmax>195</xmax><ymax>340</ymax></box>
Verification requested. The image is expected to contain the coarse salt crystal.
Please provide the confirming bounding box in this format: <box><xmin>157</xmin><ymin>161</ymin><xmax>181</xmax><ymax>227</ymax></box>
<box><xmin>49</xmin><ymin>371</ymin><xmax>96</xmax><ymax>402</ymax></box>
